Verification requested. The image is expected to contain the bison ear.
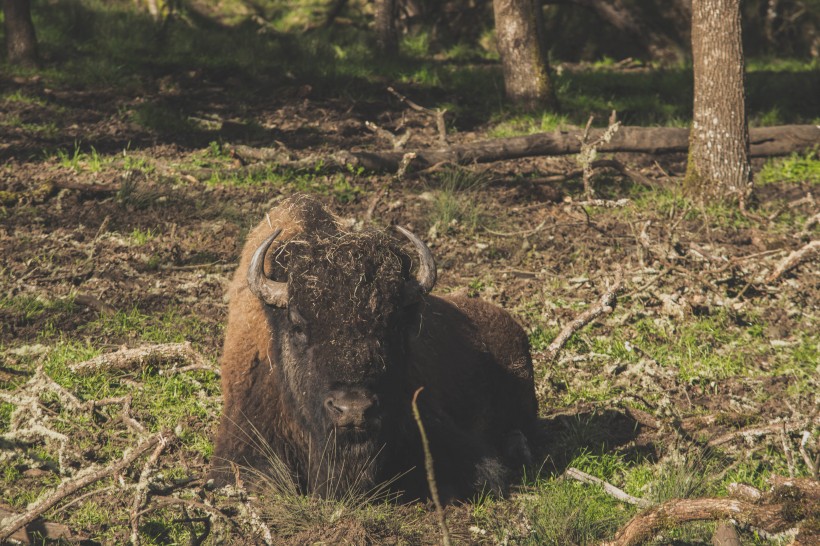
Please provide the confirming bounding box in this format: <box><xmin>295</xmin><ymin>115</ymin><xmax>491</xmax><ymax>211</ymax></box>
<box><xmin>394</xmin><ymin>226</ymin><xmax>436</xmax><ymax>304</ymax></box>
<box><xmin>247</xmin><ymin>228</ymin><xmax>289</xmax><ymax>308</ymax></box>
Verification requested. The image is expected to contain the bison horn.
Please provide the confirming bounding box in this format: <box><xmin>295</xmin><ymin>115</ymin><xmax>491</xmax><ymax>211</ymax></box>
<box><xmin>247</xmin><ymin>228</ymin><xmax>289</xmax><ymax>308</ymax></box>
<box><xmin>395</xmin><ymin>225</ymin><xmax>437</xmax><ymax>301</ymax></box>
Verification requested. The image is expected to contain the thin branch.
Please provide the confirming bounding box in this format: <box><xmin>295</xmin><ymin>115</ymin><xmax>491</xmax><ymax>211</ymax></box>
<box><xmin>130</xmin><ymin>434</ymin><xmax>174</xmax><ymax>545</ymax></box>
<box><xmin>564</xmin><ymin>467</ymin><xmax>653</xmax><ymax>508</ymax></box>
<box><xmin>765</xmin><ymin>240</ymin><xmax>819</xmax><ymax>283</ymax></box>
<box><xmin>411</xmin><ymin>387</ymin><xmax>452</xmax><ymax>546</ymax></box>
<box><xmin>544</xmin><ymin>270</ymin><xmax>623</xmax><ymax>362</ymax></box>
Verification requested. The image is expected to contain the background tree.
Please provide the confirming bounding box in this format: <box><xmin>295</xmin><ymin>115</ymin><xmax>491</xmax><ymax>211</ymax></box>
<box><xmin>685</xmin><ymin>0</ymin><xmax>751</xmax><ymax>204</ymax></box>
<box><xmin>375</xmin><ymin>0</ymin><xmax>399</xmax><ymax>55</ymax></box>
<box><xmin>493</xmin><ymin>0</ymin><xmax>556</xmax><ymax>110</ymax></box>
<box><xmin>3</xmin><ymin>0</ymin><xmax>38</xmax><ymax>67</ymax></box>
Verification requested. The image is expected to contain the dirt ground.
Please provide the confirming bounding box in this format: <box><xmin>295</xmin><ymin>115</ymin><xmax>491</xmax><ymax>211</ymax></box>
<box><xmin>1</xmin><ymin>67</ymin><xmax>819</xmax><ymax>545</ymax></box>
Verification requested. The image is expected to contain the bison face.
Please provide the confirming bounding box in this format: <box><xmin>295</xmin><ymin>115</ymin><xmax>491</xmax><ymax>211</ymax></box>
<box><xmin>247</xmin><ymin>226</ymin><xmax>436</xmax><ymax>445</ymax></box>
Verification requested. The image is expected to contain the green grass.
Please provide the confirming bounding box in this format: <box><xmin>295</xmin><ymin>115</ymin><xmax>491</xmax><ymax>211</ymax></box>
<box><xmin>425</xmin><ymin>167</ymin><xmax>491</xmax><ymax>232</ymax></box>
<box><xmin>758</xmin><ymin>150</ymin><xmax>820</xmax><ymax>186</ymax></box>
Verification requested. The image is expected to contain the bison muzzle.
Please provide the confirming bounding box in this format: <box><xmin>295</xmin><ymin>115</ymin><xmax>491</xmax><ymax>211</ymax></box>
<box><xmin>211</xmin><ymin>195</ymin><xmax>537</xmax><ymax>502</ymax></box>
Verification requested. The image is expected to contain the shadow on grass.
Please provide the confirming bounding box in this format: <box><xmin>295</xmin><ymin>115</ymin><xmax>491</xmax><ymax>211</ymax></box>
<box><xmin>534</xmin><ymin>408</ymin><xmax>658</xmax><ymax>475</ymax></box>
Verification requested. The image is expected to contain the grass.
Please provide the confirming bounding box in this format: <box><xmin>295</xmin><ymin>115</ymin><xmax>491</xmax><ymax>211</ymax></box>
<box><xmin>425</xmin><ymin>167</ymin><xmax>491</xmax><ymax>232</ymax></box>
<box><xmin>1</xmin><ymin>0</ymin><xmax>818</xmax><ymax>543</ymax></box>
<box><xmin>758</xmin><ymin>150</ymin><xmax>820</xmax><ymax>186</ymax></box>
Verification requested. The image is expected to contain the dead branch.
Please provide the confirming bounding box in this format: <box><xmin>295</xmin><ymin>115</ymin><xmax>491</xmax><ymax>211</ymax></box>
<box><xmin>578</xmin><ymin>113</ymin><xmax>622</xmax><ymax>198</ymax></box>
<box><xmin>0</xmin><ymin>507</ymin><xmax>73</xmax><ymax>544</ymax></box>
<box><xmin>411</xmin><ymin>387</ymin><xmax>452</xmax><ymax>546</ymax></box>
<box><xmin>571</xmin><ymin>198</ymin><xmax>631</xmax><ymax>208</ymax></box>
<box><xmin>798</xmin><ymin>431</ymin><xmax>819</xmax><ymax>479</ymax></box>
<box><xmin>130</xmin><ymin>434</ymin><xmax>174</xmax><ymax>545</ymax></box>
<box><xmin>727</xmin><ymin>483</ymin><xmax>763</xmax><ymax>503</ymax></box>
<box><xmin>0</xmin><ymin>432</ymin><xmax>168</xmax><ymax>543</ymax></box>
<box><xmin>245</xmin><ymin>125</ymin><xmax>820</xmax><ymax>174</ymax></box>
<box><xmin>69</xmin><ymin>342</ymin><xmax>216</xmax><ymax>376</ymax></box>
<box><xmin>387</xmin><ymin>87</ymin><xmax>448</xmax><ymax>147</ymax></box>
<box><xmin>564</xmin><ymin>467</ymin><xmax>653</xmax><ymax>508</ymax></box>
<box><xmin>365</xmin><ymin>121</ymin><xmax>410</xmax><ymax>150</ymax></box>
<box><xmin>601</xmin><ymin>498</ymin><xmax>791</xmax><ymax>546</ymax></box>
<box><xmin>483</xmin><ymin>220</ymin><xmax>547</xmax><ymax>237</ymax></box>
<box><xmin>707</xmin><ymin>416</ymin><xmax>820</xmax><ymax>447</ymax></box>
<box><xmin>781</xmin><ymin>424</ymin><xmax>797</xmax><ymax>478</ymax></box>
<box><xmin>121</xmin><ymin>395</ymin><xmax>147</xmax><ymax>435</ymax></box>
<box><xmin>765</xmin><ymin>240</ymin><xmax>819</xmax><ymax>283</ymax></box>
<box><xmin>544</xmin><ymin>270</ymin><xmax>623</xmax><ymax>362</ymax></box>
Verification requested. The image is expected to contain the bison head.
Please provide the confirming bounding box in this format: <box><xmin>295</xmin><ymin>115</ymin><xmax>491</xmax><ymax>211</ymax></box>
<box><xmin>246</xmin><ymin>224</ymin><xmax>436</xmax><ymax>488</ymax></box>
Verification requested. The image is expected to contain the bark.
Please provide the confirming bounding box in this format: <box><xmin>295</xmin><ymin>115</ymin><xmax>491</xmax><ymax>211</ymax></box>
<box><xmin>493</xmin><ymin>0</ymin><xmax>556</xmax><ymax>110</ymax></box>
<box><xmin>602</xmin><ymin>498</ymin><xmax>792</xmax><ymax>546</ymax></box>
<box><xmin>3</xmin><ymin>0</ymin><xmax>38</xmax><ymax>67</ymax></box>
<box><xmin>686</xmin><ymin>0</ymin><xmax>751</xmax><ymax>204</ymax></box>
<box><xmin>276</xmin><ymin>125</ymin><xmax>817</xmax><ymax>173</ymax></box>
<box><xmin>374</xmin><ymin>0</ymin><xmax>398</xmax><ymax>55</ymax></box>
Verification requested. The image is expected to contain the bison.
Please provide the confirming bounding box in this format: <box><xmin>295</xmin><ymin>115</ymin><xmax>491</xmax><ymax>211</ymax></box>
<box><xmin>211</xmin><ymin>194</ymin><xmax>537</xmax><ymax>501</ymax></box>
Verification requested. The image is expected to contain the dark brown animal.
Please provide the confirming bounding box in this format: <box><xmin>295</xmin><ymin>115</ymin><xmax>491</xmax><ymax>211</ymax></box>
<box><xmin>212</xmin><ymin>194</ymin><xmax>537</xmax><ymax>501</ymax></box>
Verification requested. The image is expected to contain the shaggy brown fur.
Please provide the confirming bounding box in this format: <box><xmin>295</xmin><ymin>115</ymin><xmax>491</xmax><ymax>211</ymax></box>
<box><xmin>211</xmin><ymin>194</ymin><xmax>537</xmax><ymax>501</ymax></box>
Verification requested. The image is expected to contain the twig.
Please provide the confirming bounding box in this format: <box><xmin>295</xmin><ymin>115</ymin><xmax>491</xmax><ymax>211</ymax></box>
<box><xmin>564</xmin><ymin>467</ymin><xmax>653</xmax><ymax>508</ymax></box>
<box><xmin>70</xmin><ymin>342</ymin><xmax>216</xmax><ymax>376</ymax></box>
<box><xmin>707</xmin><ymin>417</ymin><xmax>820</xmax><ymax>447</ymax></box>
<box><xmin>781</xmin><ymin>425</ymin><xmax>796</xmax><ymax>478</ymax></box>
<box><xmin>798</xmin><ymin>431</ymin><xmax>818</xmax><ymax>479</ymax></box>
<box><xmin>387</xmin><ymin>87</ymin><xmax>448</xmax><ymax>147</ymax></box>
<box><xmin>544</xmin><ymin>270</ymin><xmax>623</xmax><ymax>362</ymax></box>
<box><xmin>121</xmin><ymin>395</ymin><xmax>147</xmax><ymax>435</ymax></box>
<box><xmin>765</xmin><ymin>240</ymin><xmax>819</xmax><ymax>283</ymax></box>
<box><xmin>0</xmin><ymin>432</ymin><xmax>167</xmax><ymax>542</ymax></box>
<box><xmin>570</xmin><ymin>198</ymin><xmax>631</xmax><ymax>208</ymax></box>
<box><xmin>411</xmin><ymin>387</ymin><xmax>452</xmax><ymax>546</ymax></box>
<box><xmin>483</xmin><ymin>220</ymin><xmax>547</xmax><ymax>237</ymax></box>
<box><xmin>365</xmin><ymin>121</ymin><xmax>410</xmax><ymax>150</ymax></box>
<box><xmin>130</xmin><ymin>434</ymin><xmax>174</xmax><ymax>545</ymax></box>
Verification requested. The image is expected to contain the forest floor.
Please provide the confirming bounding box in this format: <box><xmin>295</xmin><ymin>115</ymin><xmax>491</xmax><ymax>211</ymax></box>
<box><xmin>1</xmin><ymin>2</ymin><xmax>819</xmax><ymax>545</ymax></box>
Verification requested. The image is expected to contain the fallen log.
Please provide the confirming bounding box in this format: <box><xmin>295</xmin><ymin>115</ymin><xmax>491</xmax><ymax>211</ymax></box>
<box><xmin>232</xmin><ymin>124</ymin><xmax>818</xmax><ymax>174</ymax></box>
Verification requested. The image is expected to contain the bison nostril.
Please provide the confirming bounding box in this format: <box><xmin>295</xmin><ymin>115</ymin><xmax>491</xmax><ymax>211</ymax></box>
<box><xmin>325</xmin><ymin>397</ymin><xmax>344</xmax><ymax>416</ymax></box>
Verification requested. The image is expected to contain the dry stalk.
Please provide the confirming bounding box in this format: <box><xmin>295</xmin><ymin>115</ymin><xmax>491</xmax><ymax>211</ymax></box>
<box><xmin>411</xmin><ymin>387</ymin><xmax>452</xmax><ymax>546</ymax></box>
<box><xmin>0</xmin><ymin>432</ymin><xmax>168</xmax><ymax>542</ymax></box>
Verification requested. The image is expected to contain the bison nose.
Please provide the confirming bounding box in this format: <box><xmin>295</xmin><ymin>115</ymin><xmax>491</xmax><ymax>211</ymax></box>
<box><xmin>324</xmin><ymin>390</ymin><xmax>378</xmax><ymax>428</ymax></box>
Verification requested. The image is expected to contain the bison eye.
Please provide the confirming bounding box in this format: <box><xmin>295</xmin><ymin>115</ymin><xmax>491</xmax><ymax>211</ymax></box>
<box><xmin>288</xmin><ymin>306</ymin><xmax>309</xmax><ymax>342</ymax></box>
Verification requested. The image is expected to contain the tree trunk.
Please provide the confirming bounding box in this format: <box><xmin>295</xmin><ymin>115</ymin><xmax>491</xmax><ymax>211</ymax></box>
<box><xmin>3</xmin><ymin>0</ymin><xmax>38</xmax><ymax>67</ymax></box>
<box><xmin>493</xmin><ymin>0</ymin><xmax>556</xmax><ymax>110</ymax></box>
<box><xmin>685</xmin><ymin>0</ymin><xmax>751</xmax><ymax>204</ymax></box>
<box><xmin>374</xmin><ymin>0</ymin><xmax>398</xmax><ymax>55</ymax></box>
